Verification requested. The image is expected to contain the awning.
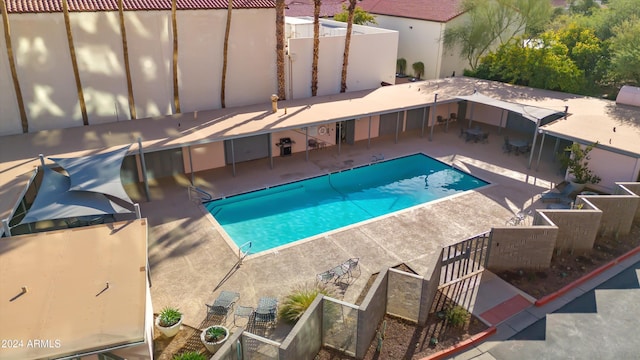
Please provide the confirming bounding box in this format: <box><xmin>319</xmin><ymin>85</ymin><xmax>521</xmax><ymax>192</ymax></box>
<box><xmin>49</xmin><ymin>145</ymin><xmax>133</xmax><ymax>204</ymax></box>
<box><xmin>19</xmin><ymin>167</ymin><xmax>132</xmax><ymax>225</ymax></box>
<box><xmin>456</xmin><ymin>92</ymin><xmax>563</xmax><ymax>121</ymax></box>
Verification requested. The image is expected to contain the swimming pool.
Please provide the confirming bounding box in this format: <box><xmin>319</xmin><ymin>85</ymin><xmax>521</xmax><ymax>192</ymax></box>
<box><xmin>205</xmin><ymin>154</ymin><xmax>488</xmax><ymax>254</ymax></box>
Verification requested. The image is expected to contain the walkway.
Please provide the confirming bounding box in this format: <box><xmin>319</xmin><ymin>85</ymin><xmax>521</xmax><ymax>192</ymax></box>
<box><xmin>450</xmin><ymin>250</ymin><xmax>640</xmax><ymax>359</ymax></box>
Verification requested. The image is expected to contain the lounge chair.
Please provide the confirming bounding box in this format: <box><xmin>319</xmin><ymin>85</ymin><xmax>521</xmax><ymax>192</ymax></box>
<box><xmin>317</xmin><ymin>269</ymin><xmax>335</xmax><ymax>283</ymax></box>
<box><xmin>206</xmin><ymin>290</ymin><xmax>240</xmax><ymax>323</ymax></box>
<box><xmin>254</xmin><ymin>297</ymin><xmax>278</xmax><ymax>327</ymax></box>
<box><xmin>540</xmin><ymin>183</ymin><xmax>581</xmax><ymax>203</ymax></box>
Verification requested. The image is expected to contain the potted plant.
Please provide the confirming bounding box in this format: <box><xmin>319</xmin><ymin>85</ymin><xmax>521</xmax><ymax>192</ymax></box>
<box><xmin>412</xmin><ymin>61</ymin><xmax>425</xmax><ymax>80</ymax></box>
<box><xmin>156</xmin><ymin>306</ymin><xmax>183</xmax><ymax>338</ymax></box>
<box><xmin>200</xmin><ymin>325</ymin><xmax>229</xmax><ymax>353</ymax></box>
<box><xmin>560</xmin><ymin>141</ymin><xmax>601</xmax><ymax>191</ymax></box>
<box><xmin>396</xmin><ymin>58</ymin><xmax>407</xmax><ymax>77</ymax></box>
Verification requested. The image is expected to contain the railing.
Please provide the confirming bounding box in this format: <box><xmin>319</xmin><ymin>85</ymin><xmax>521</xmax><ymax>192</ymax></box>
<box><xmin>188</xmin><ymin>185</ymin><xmax>213</xmax><ymax>203</ymax></box>
<box><xmin>238</xmin><ymin>241</ymin><xmax>252</xmax><ymax>264</ymax></box>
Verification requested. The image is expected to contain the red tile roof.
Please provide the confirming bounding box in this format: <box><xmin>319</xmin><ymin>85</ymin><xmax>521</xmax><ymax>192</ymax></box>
<box><xmin>285</xmin><ymin>0</ymin><xmax>346</xmax><ymax>17</ymax></box>
<box><xmin>359</xmin><ymin>0</ymin><xmax>464</xmax><ymax>23</ymax></box>
<box><xmin>5</xmin><ymin>0</ymin><xmax>275</xmax><ymax>13</ymax></box>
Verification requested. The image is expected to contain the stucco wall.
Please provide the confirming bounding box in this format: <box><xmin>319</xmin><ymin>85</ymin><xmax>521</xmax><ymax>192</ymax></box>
<box><xmin>70</xmin><ymin>11</ymin><xmax>131</xmax><ymax>125</ymax></box>
<box><xmin>0</xmin><ymin>16</ymin><xmax>22</xmax><ymax>136</ymax></box>
<box><xmin>354</xmin><ymin>115</ymin><xmax>380</xmax><ymax>142</ymax></box>
<box><xmin>279</xmin><ymin>294</ymin><xmax>324</xmax><ymax>360</ymax></box>
<box><xmin>468</xmin><ymin>103</ymin><xmax>505</xmax><ymax>127</ymax></box>
<box><xmin>287</xmin><ymin>25</ymin><xmax>397</xmax><ymax>99</ymax></box>
<box><xmin>1</xmin><ymin>9</ymin><xmax>277</xmax><ymax>135</ymax></box>
<box><xmin>9</xmin><ymin>13</ymin><xmax>82</xmax><ymax>131</ymax></box>
<box><xmin>182</xmin><ymin>141</ymin><xmax>226</xmax><ymax>173</ymax></box>
<box><xmin>487</xmin><ymin>227</ymin><xmax>558</xmax><ymax>270</ymax></box>
<box><xmin>584</xmin><ymin>147</ymin><xmax>640</xmax><ymax>193</ymax></box>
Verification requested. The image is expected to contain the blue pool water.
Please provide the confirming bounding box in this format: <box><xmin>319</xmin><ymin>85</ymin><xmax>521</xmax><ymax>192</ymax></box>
<box><xmin>205</xmin><ymin>154</ymin><xmax>488</xmax><ymax>254</ymax></box>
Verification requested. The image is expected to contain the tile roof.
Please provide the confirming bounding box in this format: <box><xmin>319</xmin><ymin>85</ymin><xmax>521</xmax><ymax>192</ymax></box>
<box><xmin>359</xmin><ymin>0</ymin><xmax>464</xmax><ymax>23</ymax></box>
<box><xmin>285</xmin><ymin>0</ymin><xmax>346</xmax><ymax>17</ymax></box>
<box><xmin>5</xmin><ymin>0</ymin><xmax>275</xmax><ymax>13</ymax></box>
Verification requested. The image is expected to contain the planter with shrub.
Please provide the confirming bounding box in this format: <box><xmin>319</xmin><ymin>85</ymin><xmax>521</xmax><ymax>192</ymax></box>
<box><xmin>156</xmin><ymin>307</ymin><xmax>183</xmax><ymax>338</ymax></box>
<box><xmin>200</xmin><ymin>325</ymin><xmax>229</xmax><ymax>353</ymax></box>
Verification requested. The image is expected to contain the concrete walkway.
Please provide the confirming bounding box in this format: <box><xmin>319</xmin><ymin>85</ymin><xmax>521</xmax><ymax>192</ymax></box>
<box><xmin>449</xmin><ymin>249</ymin><xmax>640</xmax><ymax>360</ymax></box>
<box><xmin>139</xmin><ymin>125</ymin><xmax>564</xmax><ymax>341</ymax></box>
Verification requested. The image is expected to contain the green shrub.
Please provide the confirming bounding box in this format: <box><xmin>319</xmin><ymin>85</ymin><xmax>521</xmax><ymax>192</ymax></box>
<box><xmin>446</xmin><ymin>306</ymin><xmax>470</xmax><ymax>328</ymax></box>
<box><xmin>172</xmin><ymin>351</ymin><xmax>207</xmax><ymax>360</ymax></box>
<box><xmin>279</xmin><ymin>282</ymin><xmax>335</xmax><ymax>324</ymax></box>
<box><xmin>158</xmin><ymin>307</ymin><xmax>182</xmax><ymax>327</ymax></box>
<box><xmin>204</xmin><ymin>326</ymin><xmax>227</xmax><ymax>342</ymax></box>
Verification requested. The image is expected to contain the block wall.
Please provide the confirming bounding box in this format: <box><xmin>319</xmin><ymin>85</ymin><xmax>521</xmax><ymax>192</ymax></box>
<box><xmin>487</xmin><ymin>227</ymin><xmax>558</xmax><ymax>271</ymax></box>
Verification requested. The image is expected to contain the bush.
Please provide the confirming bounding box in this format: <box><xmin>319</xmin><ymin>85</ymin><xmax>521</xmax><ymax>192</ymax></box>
<box><xmin>204</xmin><ymin>326</ymin><xmax>227</xmax><ymax>342</ymax></box>
<box><xmin>279</xmin><ymin>282</ymin><xmax>335</xmax><ymax>324</ymax></box>
<box><xmin>172</xmin><ymin>352</ymin><xmax>207</xmax><ymax>360</ymax></box>
<box><xmin>446</xmin><ymin>305</ymin><xmax>470</xmax><ymax>328</ymax></box>
<box><xmin>158</xmin><ymin>307</ymin><xmax>182</xmax><ymax>327</ymax></box>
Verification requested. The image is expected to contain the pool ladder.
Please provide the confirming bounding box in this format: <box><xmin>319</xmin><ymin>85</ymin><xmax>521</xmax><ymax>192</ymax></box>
<box><xmin>188</xmin><ymin>185</ymin><xmax>213</xmax><ymax>203</ymax></box>
<box><xmin>238</xmin><ymin>241</ymin><xmax>252</xmax><ymax>264</ymax></box>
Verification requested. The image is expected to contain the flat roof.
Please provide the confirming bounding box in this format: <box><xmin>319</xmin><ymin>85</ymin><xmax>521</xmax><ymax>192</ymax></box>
<box><xmin>0</xmin><ymin>219</ymin><xmax>148</xmax><ymax>360</ymax></box>
<box><xmin>1</xmin><ymin>77</ymin><xmax>639</xmax><ymax>226</ymax></box>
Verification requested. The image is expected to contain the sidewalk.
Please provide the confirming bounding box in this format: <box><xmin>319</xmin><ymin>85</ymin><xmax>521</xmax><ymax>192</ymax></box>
<box><xmin>446</xmin><ymin>246</ymin><xmax>640</xmax><ymax>360</ymax></box>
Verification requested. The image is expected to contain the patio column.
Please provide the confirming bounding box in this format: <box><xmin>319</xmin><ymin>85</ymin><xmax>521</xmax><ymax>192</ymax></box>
<box><xmin>305</xmin><ymin>127</ymin><xmax>309</xmax><ymax>161</ymax></box>
<box><xmin>187</xmin><ymin>145</ymin><xmax>194</xmax><ymax>185</ymax></box>
<box><xmin>368</xmin><ymin>116</ymin><xmax>372</xmax><ymax>149</ymax></box>
<box><xmin>421</xmin><ymin>107</ymin><xmax>426</xmax><ymax>138</ymax></box>
<box><xmin>395</xmin><ymin>112</ymin><xmax>400</xmax><ymax>144</ymax></box>
<box><xmin>137</xmin><ymin>137</ymin><xmax>150</xmax><ymax>202</ymax></box>
<box><xmin>536</xmin><ymin>132</ymin><xmax>546</xmax><ymax>171</ymax></box>
<box><xmin>527</xmin><ymin>119</ymin><xmax>541</xmax><ymax>169</ymax></box>
<box><xmin>498</xmin><ymin>110</ymin><xmax>505</xmax><ymax>134</ymax></box>
<box><xmin>338</xmin><ymin>123</ymin><xmax>342</xmax><ymax>155</ymax></box>
<box><xmin>553</xmin><ymin>137</ymin><xmax>561</xmax><ymax>162</ymax></box>
<box><xmin>429</xmin><ymin>93</ymin><xmax>437</xmax><ymax>141</ymax></box>
<box><xmin>268</xmin><ymin>133</ymin><xmax>274</xmax><ymax>169</ymax></box>
<box><xmin>231</xmin><ymin>139</ymin><xmax>236</xmax><ymax>176</ymax></box>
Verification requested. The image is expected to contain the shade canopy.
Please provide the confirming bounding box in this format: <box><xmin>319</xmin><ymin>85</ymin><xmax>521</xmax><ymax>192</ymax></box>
<box><xmin>19</xmin><ymin>167</ymin><xmax>132</xmax><ymax>225</ymax></box>
<box><xmin>49</xmin><ymin>145</ymin><xmax>133</xmax><ymax>204</ymax></box>
<box><xmin>457</xmin><ymin>92</ymin><xmax>564</xmax><ymax>121</ymax></box>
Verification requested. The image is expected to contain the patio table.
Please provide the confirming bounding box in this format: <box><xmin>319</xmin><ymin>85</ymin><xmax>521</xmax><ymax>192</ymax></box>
<box><xmin>464</xmin><ymin>128</ymin><xmax>485</xmax><ymax>142</ymax></box>
<box><xmin>509</xmin><ymin>139</ymin><xmax>528</xmax><ymax>154</ymax></box>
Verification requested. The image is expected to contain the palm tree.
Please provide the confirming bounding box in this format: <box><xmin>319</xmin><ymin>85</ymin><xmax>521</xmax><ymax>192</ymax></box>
<box><xmin>276</xmin><ymin>0</ymin><xmax>286</xmax><ymax>99</ymax></box>
<box><xmin>62</xmin><ymin>0</ymin><xmax>88</xmax><ymax>125</ymax></box>
<box><xmin>311</xmin><ymin>0</ymin><xmax>321</xmax><ymax>96</ymax></box>
<box><xmin>340</xmin><ymin>0</ymin><xmax>356</xmax><ymax>93</ymax></box>
<box><xmin>2</xmin><ymin>0</ymin><xmax>28</xmax><ymax>132</ymax></box>
<box><xmin>221</xmin><ymin>0</ymin><xmax>233</xmax><ymax>108</ymax></box>
<box><xmin>171</xmin><ymin>0</ymin><xmax>180</xmax><ymax>113</ymax></box>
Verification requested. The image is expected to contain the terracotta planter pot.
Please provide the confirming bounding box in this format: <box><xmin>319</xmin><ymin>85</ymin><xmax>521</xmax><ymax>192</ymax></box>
<box><xmin>155</xmin><ymin>315</ymin><xmax>183</xmax><ymax>338</ymax></box>
<box><xmin>201</xmin><ymin>325</ymin><xmax>229</xmax><ymax>353</ymax></box>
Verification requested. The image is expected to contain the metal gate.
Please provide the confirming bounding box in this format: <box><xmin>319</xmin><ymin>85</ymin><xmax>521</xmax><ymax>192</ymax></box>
<box><xmin>438</xmin><ymin>232</ymin><xmax>491</xmax><ymax>310</ymax></box>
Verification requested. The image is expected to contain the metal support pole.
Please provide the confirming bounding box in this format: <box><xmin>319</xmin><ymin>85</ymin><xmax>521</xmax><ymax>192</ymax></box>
<box><xmin>420</xmin><ymin>107</ymin><xmax>426</xmax><ymax>138</ymax></box>
<box><xmin>338</xmin><ymin>123</ymin><xmax>342</xmax><ymax>155</ymax></box>
<box><xmin>188</xmin><ymin>146</ymin><xmax>194</xmax><ymax>185</ymax></box>
<box><xmin>429</xmin><ymin>93</ymin><xmax>438</xmax><ymax>141</ymax></box>
<box><xmin>39</xmin><ymin>154</ymin><xmax>45</xmax><ymax>166</ymax></box>
<box><xmin>134</xmin><ymin>203</ymin><xmax>141</xmax><ymax>219</ymax></box>
<box><xmin>367</xmin><ymin>116</ymin><xmax>372</xmax><ymax>148</ymax></box>
<box><xmin>231</xmin><ymin>139</ymin><xmax>236</xmax><ymax>176</ymax></box>
<box><xmin>528</xmin><ymin>119</ymin><xmax>541</xmax><ymax>169</ymax></box>
<box><xmin>468</xmin><ymin>102</ymin><xmax>475</xmax><ymax>128</ymax></box>
<box><xmin>498</xmin><ymin>110</ymin><xmax>505</xmax><ymax>134</ymax></box>
<box><xmin>553</xmin><ymin>137</ymin><xmax>561</xmax><ymax>161</ymax></box>
<box><xmin>305</xmin><ymin>127</ymin><xmax>309</xmax><ymax>161</ymax></box>
<box><xmin>2</xmin><ymin>219</ymin><xmax>10</xmax><ymax>237</ymax></box>
<box><xmin>536</xmin><ymin>132</ymin><xmax>546</xmax><ymax>171</ymax></box>
<box><xmin>137</xmin><ymin>137</ymin><xmax>150</xmax><ymax>202</ymax></box>
<box><xmin>395</xmin><ymin>113</ymin><xmax>400</xmax><ymax>144</ymax></box>
<box><xmin>268</xmin><ymin>133</ymin><xmax>274</xmax><ymax>169</ymax></box>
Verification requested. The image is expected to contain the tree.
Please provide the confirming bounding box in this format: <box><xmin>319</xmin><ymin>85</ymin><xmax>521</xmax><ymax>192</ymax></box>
<box><xmin>609</xmin><ymin>17</ymin><xmax>640</xmax><ymax>85</ymax></box>
<box><xmin>340</xmin><ymin>0</ymin><xmax>356</xmax><ymax>93</ymax></box>
<box><xmin>443</xmin><ymin>0</ymin><xmax>552</xmax><ymax>70</ymax></box>
<box><xmin>311</xmin><ymin>0</ymin><xmax>321</xmax><ymax>96</ymax></box>
<box><xmin>221</xmin><ymin>0</ymin><xmax>233</xmax><ymax>108</ymax></box>
<box><xmin>334</xmin><ymin>4</ymin><xmax>377</xmax><ymax>25</ymax></box>
<box><xmin>276</xmin><ymin>0</ymin><xmax>286</xmax><ymax>100</ymax></box>
<box><xmin>473</xmin><ymin>32</ymin><xmax>584</xmax><ymax>93</ymax></box>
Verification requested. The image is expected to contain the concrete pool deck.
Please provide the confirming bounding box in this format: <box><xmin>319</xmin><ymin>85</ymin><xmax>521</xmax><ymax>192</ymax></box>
<box><xmin>141</xmin><ymin>125</ymin><xmax>565</xmax><ymax>337</ymax></box>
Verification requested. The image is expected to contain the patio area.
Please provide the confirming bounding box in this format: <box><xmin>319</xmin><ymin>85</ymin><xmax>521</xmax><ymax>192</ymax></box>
<box><xmin>140</xmin><ymin>123</ymin><xmax>565</xmax><ymax>341</ymax></box>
